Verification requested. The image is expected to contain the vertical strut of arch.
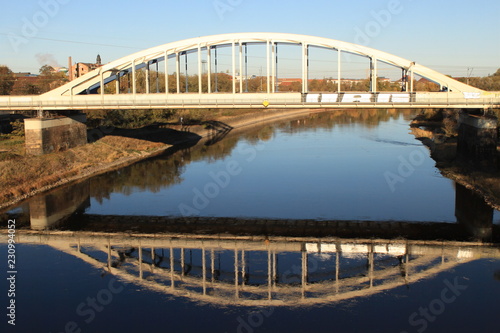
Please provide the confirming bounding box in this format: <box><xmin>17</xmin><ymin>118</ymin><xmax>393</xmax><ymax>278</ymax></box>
<box><xmin>214</xmin><ymin>46</ymin><xmax>218</xmax><ymax>93</ymax></box>
<box><xmin>338</xmin><ymin>49</ymin><xmax>342</xmax><ymax>92</ymax></box>
<box><xmin>145</xmin><ymin>61</ymin><xmax>150</xmax><ymax>94</ymax></box>
<box><xmin>231</xmin><ymin>41</ymin><xmax>236</xmax><ymax>94</ymax></box>
<box><xmin>184</xmin><ymin>52</ymin><xmax>188</xmax><ymax>93</ymax></box>
<box><xmin>272</xmin><ymin>41</ymin><xmax>276</xmax><ymax>93</ymax></box>
<box><xmin>370</xmin><ymin>57</ymin><xmax>378</xmax><ymax>93</ymax></box>
<box><xmin>275</xmin><ymin>43</ymin><xmax>279</xmax><ymax>92</ymax></box>
<box><xmin>131</xmin><ymin>59</ymin><xmax>136</xmax><ymax>95</ymax></box>
<box><xmin>404</xmin><ymin>68</ymin><xmax>409</xmax><ymax>92</ymax></box>
<box><xmin>198</xmin><ymin>45</ymin><xmax>202</xmax><ymax>94</ymax></box>
<box><xmin>239</xmin><ymin>41</ymin><xmax>243</xmax><ymax>94</ymax></box>
<box><xmin>302</xmin><ymin>43</ymin><xmax>309</xmax><ymax>94</ymax></box>
<box><xmin>410</xmin><ymin>66</ymin><xmax>414</xmax><ymax>92</ymax></box>
<box><xmin>175</xmin><ymin>53</ymin><xmax>180</xmax><ymax>94</ymax></box>
<box><xmin>244</xmin><ymin>43</ymin><xmax>248</xmax><ymax>92</ymax></box>
<box><xmin>115</xmin><ymin>71</ymin><xmax>119</xmax><ymax>94</ymax></box>
<box><xmin>266</xmin><ymin>40</ymin><xmax>270</xmax><ymax>94</ymax></box>
<box><xmin>155</xmin><ymin>60</ymin><xmax>159</xmax><ymax>93</ymax></box>
<box><xmin>164</xmin><ymin>50</ymin><xmax>168</xmax><ymax>95</ymax></box>
<box><xmin>207</xmin><ymin>46</ymin><xmax>212</xmax><ymax>93</ymax></box>
<box><xmin>99</xmin><ymin>69</ymin><xmax>104</xmax><ymax>96</ymax></box>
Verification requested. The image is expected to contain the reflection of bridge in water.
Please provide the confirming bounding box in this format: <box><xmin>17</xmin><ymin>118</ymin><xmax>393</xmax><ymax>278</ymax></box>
<box><xmin>9</xmin><ymin>231</ymin><xmax>500</xmax><ymax>307</ymax></box>
<box><xmin>2</xmin><ymin>178</ymin><xmax>498</xmax><ymax>306</ymax></box>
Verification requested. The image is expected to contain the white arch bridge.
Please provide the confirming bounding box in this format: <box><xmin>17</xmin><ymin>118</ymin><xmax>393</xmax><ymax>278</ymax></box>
<box><xmin>1</xmin><ymin>33</ymin><xmax>499</xmax><ymax>111</ymax></box>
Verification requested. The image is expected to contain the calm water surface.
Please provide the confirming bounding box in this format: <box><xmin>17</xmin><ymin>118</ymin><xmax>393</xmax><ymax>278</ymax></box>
<box><xmin>87</xmin><ymin>110</ymin><xmax>460</xmax><ymax>221</ymax></box>
<box><xmin>1</xmin><ymin>109</ymin><xmax>500</xmax><ymax>333</ymax></box>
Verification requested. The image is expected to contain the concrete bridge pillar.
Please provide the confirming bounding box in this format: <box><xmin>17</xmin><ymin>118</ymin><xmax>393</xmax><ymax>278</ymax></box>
<box><xmin>457</xmin><ymin>110</ymin><xmax>498</xmax><ymax>168</ymax></box>
<box><xmin>29</xmin><ymin>180</ymin><xmax>90</xmax><ymax>230</ymax></box>
<box><xmin>24</xmin><ymin>113</ymin><xmax>87</xmax><ymax>156</ymax></box>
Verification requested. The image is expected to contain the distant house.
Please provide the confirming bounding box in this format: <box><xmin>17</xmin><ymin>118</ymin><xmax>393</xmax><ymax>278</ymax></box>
<box><xmin>278</xmin><ymin>78</ymin><xmax>302</xmax><ymax>87</ymax></box>
<box><xmin>14</xmin><ymin>72</ymin><xmax>32</xmax><ymax>78</ymax></box>
<box><xmin>51</xmin><ymin>67</ymin><xmax>69</xmax><ymax>74</ymax></box>
<box><xmin>69</xmin><ymin>54</ymin><xmax>102</xmax><ymax>81</ymax></box>
<box><xmin>326</xmin><ymin>78</ymin><xmax>366</xmax><ymax>85</ymax></box>
<box><xmin>11</xmin><ymin>73</ymin><xmax>40</xmax><ymax>95</ymax></box>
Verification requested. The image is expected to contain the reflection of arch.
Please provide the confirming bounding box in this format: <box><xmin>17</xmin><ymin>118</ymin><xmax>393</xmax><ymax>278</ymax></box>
<box><xmin>43</xmin><ymin>33</ymin><xmax>482</xmax><ymax>97</ymax></box>
<box><xmin>17</xmin><ymin>232</ymin><xmax>499</xmax><ymax>307</ymax></box>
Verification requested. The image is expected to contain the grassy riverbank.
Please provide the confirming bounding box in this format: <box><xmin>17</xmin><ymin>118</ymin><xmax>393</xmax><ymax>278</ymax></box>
<box><xmin>0</xmin><ymin>133</ymin><xmax>176</xmax><ymax>209</ymax></box>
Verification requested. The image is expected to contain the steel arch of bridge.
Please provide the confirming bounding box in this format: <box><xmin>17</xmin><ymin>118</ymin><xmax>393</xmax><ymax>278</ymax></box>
<box><xmin>44</xmin><ymin>32</ymin><xmax>483</xmax><ymax>98</ymax></box>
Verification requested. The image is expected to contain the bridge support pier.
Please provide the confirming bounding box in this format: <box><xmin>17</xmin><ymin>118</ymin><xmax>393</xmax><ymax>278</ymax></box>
<box><xmin>457</xmin><ymin>110</ymin><xmax>498</xmax><ymax>168</ymax></box>
<box><xmin>24</xmin><ymin>113</ymin><xmax>87</xmax><ymax>156</ymax></box>
<box><xmin>29</xmin><ymin>180</ymin><xmax>90</xmax><ymax>230</ymax></box>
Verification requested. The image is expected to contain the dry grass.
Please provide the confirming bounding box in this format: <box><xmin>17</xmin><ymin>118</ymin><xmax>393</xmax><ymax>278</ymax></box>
<box><xmin>0</xmin><ymin>135</ymin><xmax>167</xmax><ymax>206</ymax></box>
<box><xmin>0</xmin><ymin>135</ymin><xmax>25</xmax><ymax>156</ymax></box>
<box><xmin>410</xmin><ymin>127</ymin><xmax>434</xmax><ymax>140</ymax></box>
<box><xmin>418</xmin><ymin>109</ymin><xmax>443</xmax><ymax>122</ymax></box>
<box><xmin>175</xmin><ymin>108</ymin><xmax>264</xmax><ymax>123</ymax></box>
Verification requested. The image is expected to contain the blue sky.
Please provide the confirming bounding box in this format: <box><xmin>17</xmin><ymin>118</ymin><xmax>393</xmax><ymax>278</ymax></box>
<box><xmin>0</xmin><ymin>0</ymin><xmax>499</xmax><ymax>78</ymax></box>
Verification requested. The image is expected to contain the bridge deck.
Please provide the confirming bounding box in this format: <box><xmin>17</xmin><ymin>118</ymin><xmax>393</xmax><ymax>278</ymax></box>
<box><xmin>0</xmin><ymin>92</ymin><xmax>498</xmax><ymax>111</ymax></box>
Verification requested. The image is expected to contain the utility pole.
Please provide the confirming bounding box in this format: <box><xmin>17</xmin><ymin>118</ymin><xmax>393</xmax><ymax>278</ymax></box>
<box><xmin>202</xmin><ymin>60</ymin><xmax>207</xmax><ymax>74</ymax></box>
<box><xmin>466</xmin><ymin>67</ymin><xmax>474</xmax><ymax>85</ymax></box>
<box><xmin>259</xmin><ymin>66</ymin><xmax>263</xmax><ymax>92</ymax></box>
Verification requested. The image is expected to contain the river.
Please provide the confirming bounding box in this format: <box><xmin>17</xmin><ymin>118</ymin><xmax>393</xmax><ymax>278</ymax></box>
<box><xmin>1</xmin><ymin>109</ymin><xmax>499</xmax><ymax>333</ymax></box>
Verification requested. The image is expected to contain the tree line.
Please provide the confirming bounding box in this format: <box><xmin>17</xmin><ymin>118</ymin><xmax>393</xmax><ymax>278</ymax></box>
<box><xmin>0</xmin><ymin>65</ymin><xmax>68</xmax><ymax>95</ymax></box>
<box><xmin>456</xmin><ymin>68</ymin><xmax>500</xmax><ymax>91</ymax></box>
<box><xmin>0</xmin><ymin>64</ymin><xmax>499</xmax><ymax>96</ymax></box>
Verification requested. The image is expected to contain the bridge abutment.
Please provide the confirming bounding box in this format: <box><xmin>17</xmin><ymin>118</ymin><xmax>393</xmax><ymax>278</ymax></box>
<box><xmin>24</xmin><ymin>113</ymin><xmax>87</xmax><ymax>156</ymax></box>
<box><xmin>457</xmin><ymin>110</ymin><xmax>498</xmax><ymax>168</ymax></box>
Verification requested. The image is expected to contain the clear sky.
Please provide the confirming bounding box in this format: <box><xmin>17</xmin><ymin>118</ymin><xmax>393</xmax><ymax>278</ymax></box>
<box><xmin>0</xmin><ymin>0</ymin><xmax>499</xmax><ymax>78</ymax></box>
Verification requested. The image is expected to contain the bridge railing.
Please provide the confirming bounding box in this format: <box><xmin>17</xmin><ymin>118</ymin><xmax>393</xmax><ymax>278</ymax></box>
<box><xmin>0</xmin><ymin>93</ymin><xmax>499</xmax><ymax>111</ymax></box>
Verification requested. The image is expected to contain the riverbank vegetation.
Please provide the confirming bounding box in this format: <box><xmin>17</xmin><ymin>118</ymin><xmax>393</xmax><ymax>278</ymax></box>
<box><xmin>85</xmin><ymin>108</ymin><xmax>263</xmax><ymax>129</ymax></box>
<box><xmin>411</xmin><ymin>108</ymin><xmax>500</xmax><ymax>209</ymax></box>
<box><xmin>456</xmin><ymin>68</ymin><xmax>500</xmax><ymax>91</ymax></box>
<box><xmin>1</xmin><ymin>64</ymin><xmax>499</xmax><ymax>96</ymax></box>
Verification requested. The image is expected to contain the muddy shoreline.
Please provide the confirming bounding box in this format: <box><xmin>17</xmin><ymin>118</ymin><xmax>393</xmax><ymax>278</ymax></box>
<box><xmin>410</xmin><ymin>112</ymin><xmax>500</xmax><ymax>211</ymax></box>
